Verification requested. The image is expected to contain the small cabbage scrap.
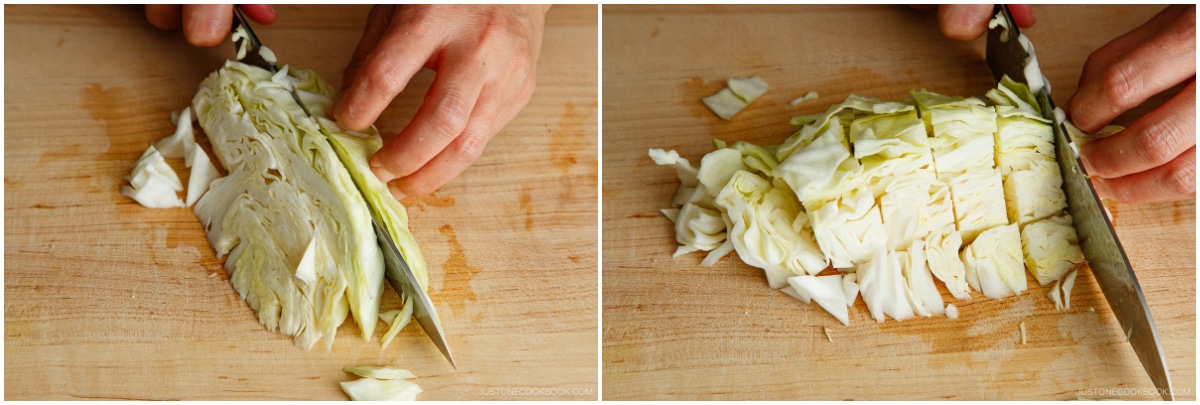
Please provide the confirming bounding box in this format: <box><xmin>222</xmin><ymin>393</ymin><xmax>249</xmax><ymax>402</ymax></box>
<box><xmin>787</xmin><ymin>274</ymin><xmax>849</xmax><ymax>325</ymax></box>
<box><xmin>901</xmin><ymin>240</ymin><xmax>945</xmax><ymax>316</ymax></box>
<box><xmin>340</xmin><ymin>366</ymin><xmax>422</xmax><ymax>401</ymax></box>
<box><xmin>121</xmin><ymin>145</ymin><xmax>185</xmax><ymax>208</ymax></box>
<box><xmin>379</xmin><ymin>296</ymin><xmax>414</xmax><ymax>350</ymax></box>
<box><xmin>702</xmin><ymin>76</ymin><xmax>769</xmax><ymax>120</ymax></box>
<box><xmin>857</xmin><ymin>249</ymin><xmax>914</xmax><ymax>323</ymax></box>
<box><xmin>344</xmin><ymin>365</ymin><xmax>418</xmax><ymax>380</ymax></box>
<box><xmin>963</xmin><ymin>224</ymin><xmax>1026</xmax><ymax>299</ymax></box>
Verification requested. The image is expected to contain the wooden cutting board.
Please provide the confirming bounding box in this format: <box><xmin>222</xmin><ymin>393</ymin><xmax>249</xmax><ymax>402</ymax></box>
<box><xmin>5</xmin><ymin>5</ymin><xmax>597</xmax><ymax>400</ymax></box>
<box><xmin>602</xmin><ymin>5</ymin><xmax>1195</xmax><ymax>400</ymax></box>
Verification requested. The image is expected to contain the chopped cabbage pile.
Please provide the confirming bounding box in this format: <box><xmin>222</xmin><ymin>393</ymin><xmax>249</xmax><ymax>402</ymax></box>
<box><xmin>121</xmin><ymin>60</ymin><xmax>429</xmax><ymax>350</ymax></box>
<box><xmin>652</xmin><ymin>75</ymin><xmax>1086</xmax><ymax>325</ymax></box>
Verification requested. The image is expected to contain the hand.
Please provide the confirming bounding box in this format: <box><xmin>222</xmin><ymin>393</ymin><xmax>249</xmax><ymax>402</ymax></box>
<box><xmin>910</xmin><ymin>4</ymin><xmax>1035</xmax><ymax>40</ymax></box>
<box><xmin>331</xmin><ymin>5</ymin><xmax>549</xmax><ymax>200</ymax></box>
<box><xmin>145</xmin><ymin>4</ymin><xmax>277</xmax><ymax>47</ymax></box>
<box><xmin>1068</xmin><ymin>5</ymin><xmax>1196</xmax><ymax>204</ymax></box>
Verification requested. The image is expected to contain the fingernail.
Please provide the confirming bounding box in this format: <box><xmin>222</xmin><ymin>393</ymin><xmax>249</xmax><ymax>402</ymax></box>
<box><xmin>1079</xmin><ymin>153</ymin><xmax>1094</xmax><ymax>173</ymax></box>
<box><xmin>387</xmin><ymin>181</ymin><xmax>408</xmax><ymax>201</ymax></box>
<box><xmin>1092</xmin><ymin>177</ymin><xmax>1112</xmax><ymax>198</ymax></box>
<box><xmin>371</xmin><ymin>163</ymin><xmax>396</xmax><ymax>184</ymax></box>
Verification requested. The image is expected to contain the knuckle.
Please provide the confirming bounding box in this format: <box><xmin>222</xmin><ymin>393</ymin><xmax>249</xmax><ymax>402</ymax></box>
<box><xmin>361</xmin><ymin>58</ymin><xmax>405</xmax><ymax>95</ymax></box>
<box><xmin>428</xmin><ymin>90</ymin><xmax>472</xmax><ymax>139</ymax></box>
<box><xmin>451</xmin><ymin>131</ymin><xmax>489</xmax><ymax>164</ymax></box>
<box><xmin>1163</xmin><ymin>157</ymin><xmax>1197</xmax><ymax>196</ymax></box>
<box><xmin>1135</xmin><ymin>120</ymin><xmax>1187</xmax><ymax>166</ymax></box>
<box><xmin>1099</xmin><ymin>60</ymin><xmax>1143</xmax><ymax>111</ymax></box>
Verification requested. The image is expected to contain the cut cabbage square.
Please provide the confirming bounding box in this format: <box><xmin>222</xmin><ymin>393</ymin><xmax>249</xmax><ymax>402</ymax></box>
<box><xmin>716</xmin><ymin>170</ymin><xmax>826</xmax><ymax>288</ymax></box>
<box><xmin>931</xmin><ymin>133</ymin><xmax>996</xmax><ymax>180</ymax></box>
<box><xmin>948</xmin><ymin>168</ymin><xmax>1008</xmax><ymax>244</ymax></box>
<box><xmin>1021</xmin><ymin>213</ymin><xmax>1084</xmax><ymax>285</ymax></box>
<box><xmin>878</xmin><ymin>173</ymin><xmax>954</xmax><ymax>251</ymax></box>
<box><xmin>926</xmin><ymin>231</ymin><xmax>970</xmax><ymax>300</ymax></box>
<box><xmin>1003</xmin><ymin>160</ymin><xmax>1068</xmax><ymax>227</ymax></box>
<box><xmin>775</xmin><ymin>116</ymin><xmax>863</xmax><ymax>208</ymax></box>
<box><xmin>962</xmin><ymin>224</ymin><xmax>1026</xmax><ymax>299</ymax></box>
<box><xmin>808</xmin><ymin>188</ymin><xmax>886</xmax><ymax>269</ymax></box>
<box><xmin>995</xmin><ymin>111</ymin><xmax>1054</xmax><ymax>177</ymax></box>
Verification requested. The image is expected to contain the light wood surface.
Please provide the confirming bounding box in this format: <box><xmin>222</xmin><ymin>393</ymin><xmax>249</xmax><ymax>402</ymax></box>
<box><xmin>5</xmin><ymin>5</ymin><xmax>597</xmax><ymax>400</ymax></box>
<box><xmin>602</xmin><ymin>5</ymin><xmax>1194</xmax><ymax>400</ymax></box>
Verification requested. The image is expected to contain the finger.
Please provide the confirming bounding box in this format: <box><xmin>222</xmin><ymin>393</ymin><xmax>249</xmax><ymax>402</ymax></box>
<box><xmin>937</xmin><ymin>4</ymin><xmax>994</xmax><ymax>41</ymax></box>
<box><xmin>1075</xmin><ymin>7</ymin><xmax>1185</xmax><ymax>96</ymax></box>
<box><xmin>369</xmin><ymin>55</ymin><xmax>488</xmax><ymax>183</ymax></box>
<box><xmin>1093</xmin><ymin>147</ymin><xmax>1196</xmax><ymax>204</ymax></box>
<box><xmin>240</xmin><ymin>4</ymin><xmax>278</xmax><ymax>25</ymax></box>
<box><xmin>1008</xmin><ymin>4</ymin><xmax>1035</xmax><ymax>28</ymax></box>
<box><xmin>330</xmin><ymin>13</ymin><xmax>441</xmax><ymax>131</ymax></box>
<box><xmin>386</xmin><ymin>92</ymin><xmax>502</xmax><ymax>199</ymax></box>
<box><xmin>146</xmin><ymin>5</ymin><xmax>182</xmax><ymax>30</ymax></box>
<box><xmin>182</xmin><ymin>4</ymin><xmax>234</xmax><ymax>47</ymax></box>
<box><xmin>1080</xmin><ymin>80</ymin><xmax>1196</xmax><ymax>179</ymax></box>
<box><xmin>335</xmin><ymin>5</ymin><xmax>395</xmax><ymax>114</ymax></box>
<box><xmin>1069</xmin><ymin>6</ymin><xmax>1197</xmax><ymax>132</ymax></box>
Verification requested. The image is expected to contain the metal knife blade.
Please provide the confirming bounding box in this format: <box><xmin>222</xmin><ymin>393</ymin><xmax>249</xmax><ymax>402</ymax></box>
<box><xmin>986</xmin><ymin>6</ymin><xmax>1173</xmax><ymax>400</ymax></box>
<box><xmin>230</xmin><ymin>6</ymin><xmax>456</xmax><ymax>368</ymax></box>
<box><xmin>374</xmin><ymin>222</ymin><xmax>456</xmax><ymax>368</ymax></box>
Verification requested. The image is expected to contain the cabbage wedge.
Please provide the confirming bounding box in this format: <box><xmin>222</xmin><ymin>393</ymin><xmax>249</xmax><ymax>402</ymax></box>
<box><xmin>191</xmin><ymin>61</ymin><xmax>428</xmax><ymax>349</ymax></box>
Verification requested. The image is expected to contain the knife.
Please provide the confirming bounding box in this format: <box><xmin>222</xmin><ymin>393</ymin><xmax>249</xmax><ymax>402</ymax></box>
<box><xmin>230</xmin><ymin>7</ymin><xmax>457</xmax><ymax>369</ymax></box>
<box><xmin>985</xmin><ymin>5</ymin><xmax>1171</xmax><ymax>400</ymax></box>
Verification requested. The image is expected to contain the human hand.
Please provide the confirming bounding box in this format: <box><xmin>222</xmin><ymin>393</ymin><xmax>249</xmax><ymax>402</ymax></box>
<box><xmin>331</xmin><ymin>5</ymin><xmax>549</xmax><ymax>200</ymax></box>
<box><xmin>910</xmin><ymin>4</ymin><xmax>1035</xmax><ymax>41</ymax></box>
<box><xmin>145</xmin><ymin>4</ymin><xmax>277</xmax><ymax>47</ymax></box>
<box><xmin>1067</xmin><ymin>5</ymin><xmax>1196</xmax><ymax>204</ymax></box>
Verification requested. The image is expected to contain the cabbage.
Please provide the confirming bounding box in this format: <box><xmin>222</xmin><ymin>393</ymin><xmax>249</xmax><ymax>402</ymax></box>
<box><xmin>787</xmin><ymin>274</ymin><xmax>849</xmax><ymax>325</ymax></box>
<box><xmin>1022</xmin><ymin>214</ymin><xmax>1084</xmax><ymax>285</ymax></box>
<box><xmin>715</xmin><ymin>170</ymin><xmax>826</xmax><ymax>287</ymax></box>
<box><xmin>121</xmin><ymin>145</ymin><xmax>185</xmax><ymax>208</ymax></box>
<box><xmin>857</xmin><ymin>249</ymin><xmax>914</xmax><ymax>322</ymax></box>
<box><xmin>962</xmin><ymin>224</ymin><xmax>1026</xmax><ymax>299</ymax></box>
<box><xmin>190</xmin><ymin>61</ymin><xmax>427</xmax><ymax>349</ymax></box>
<box><xmin>341</xmin><ymin>364</ymin><xmax>422</xmax><ymax>400</ymax></box>
<box><xmin>702</xmin><ymin>76</ymin><xmax>769</xmax><ymax>120</ymax></box>
<box><xmin>808</xmin><ymin>188</ymin><xmax>886</xmax><ymax>269</ymax></box>
<box><xmin>653</xmin><ymin>75</ymin><xmax>1089</xmax><ymax>326</ymax></box>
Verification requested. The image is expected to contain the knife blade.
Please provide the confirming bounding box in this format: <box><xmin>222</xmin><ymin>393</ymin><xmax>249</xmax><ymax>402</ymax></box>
<box><xmin>230</xmin><ymin>6</ymin><xmax>456</xmax><ymax>368</ymax></box>
<box><xmin>985</xmin><ymin>6</ymin><xmax>1172</xmax><ymax>400</ymax></box>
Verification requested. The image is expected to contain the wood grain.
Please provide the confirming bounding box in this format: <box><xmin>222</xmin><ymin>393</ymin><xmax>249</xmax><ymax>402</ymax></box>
<box><xmin>5</xmin><ymin>4</ymin><xmax>597</xmax><ymax>400</ymax></box>
<box><xmin>602</xmin><ymin>5</ymin><xmax>1195</xmax><ymax>400</ymax></box>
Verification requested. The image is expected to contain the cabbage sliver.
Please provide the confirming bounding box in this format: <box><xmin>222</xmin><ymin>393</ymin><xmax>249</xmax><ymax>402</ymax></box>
<box><xmin>192</xmin><ymin>61</ymin><xmax>426</xmax><ymax>349</ymax></box>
